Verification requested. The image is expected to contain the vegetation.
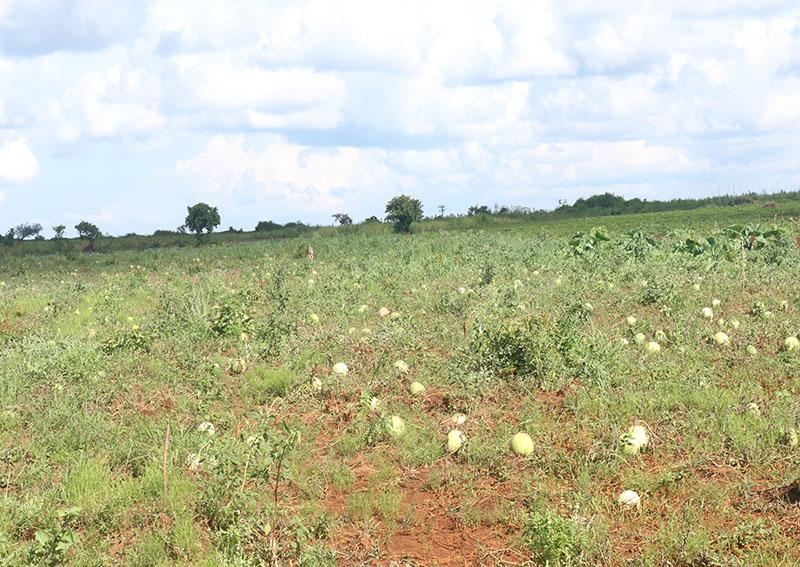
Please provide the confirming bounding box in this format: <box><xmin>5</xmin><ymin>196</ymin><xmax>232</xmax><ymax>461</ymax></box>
<box><xmin>0</xmin><ymin>200</ymin><xmax>799</xmax><ymax>564</ymax></box>
<box><xmin>185</xmin><ymin>202</ymin><xmax>221</xmax><ymax>240</ymax></box>
<box><xmin>467</xmin><ymin>204</ymin><xmax>492</xmax><ymax>216</ymax></box>
<box><xmin>74</xmin><ymin>221</ymin><xmax>102</xmax><ymax>243</ymax></box>
<box><xmin>14</xmin><ymin>222</ymin><xmax>43</xmax><ymax>241</ymax></box>
<box><xmin>52</xmin><ymin>225</ymin><xmax>67</xmax><ymax>240</ymax></box>
<box><xmin>332</xmin><ymin>213</ymin><xmax>352</xmax><ymax>226</ymax></box>
<box><xmin>385</xmin><ymin>194</ymin><xmax>423</xmax><ymax>233</ymax></box>
<box><xmin>2</xmin><ymin>190</ymin><xmax>799</xmax><ymax>258</ymax></box>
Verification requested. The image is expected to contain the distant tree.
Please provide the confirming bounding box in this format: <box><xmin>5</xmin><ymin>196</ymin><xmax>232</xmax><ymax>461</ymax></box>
<box><xmin>437</xmin><ymin>204</ymin><xmax>446</xmax><ymax>218</ymax></box>
<box><xmin>14</xmin><ymin>222</ymin><xmax>42</xmax><ymax>240</ymax></box>
<box><xmin>176</xmin><ymin>224</ymin><xmax>188</xmax><ymax>234</ymax></box>
<box><xmin>467</xmin><ymin>205</ymin><xmax>491</xmax><ymax>216</ymax></box>
<box><xmin>363</xmin><ymin>215</ymin><xmax>381</xmax><ymax>224</ymax></box>
<box><xmin>2</xmin><ymin>228</ymin><xmax>15</xmax><ymax>246</ymax></box>
<box><xmin>255</xmin><ymin>220</ymin><xmax>283</xmax><ymax>232</ymax></box>
<box><xmin>185</xmin><ymin>202</ymin><xmax>221</xmax><ymax>240</ymax></box>
<box><xmin>385</xmin><ymin>195</ymin><xmax>423</xmax><ymax>234</ymax></box>
<box><xmin>75</xmin><ymin>221</ymin><xmax>101</xmax><ymax>242</ymax></box>
<box><xmin>332</xmin><ymin>213</ymin><xmax>352</xmax><ymax>226</ymax></box>
<box><xmin>52</xmin><ymin>225</ymin><xmax>66</xmax><ymax>239</ymax></box>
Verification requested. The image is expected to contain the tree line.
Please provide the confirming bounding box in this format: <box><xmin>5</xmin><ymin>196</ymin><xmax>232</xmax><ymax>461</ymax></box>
<box><xmin>4</xmin><ymin>190</ymin><xmax>797</xmax><ymax>247</ymax></box>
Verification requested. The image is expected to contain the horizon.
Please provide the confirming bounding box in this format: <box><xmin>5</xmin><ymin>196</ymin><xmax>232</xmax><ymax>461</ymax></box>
<box><xmin>8</xmin><ymin>187</ymin><xmax>798</xmax><ymax>240</ymax></box>
<box><xmin>1</xmin><ymin>1</ymin><xmax>799</xmax><ymax>236</ymax></box>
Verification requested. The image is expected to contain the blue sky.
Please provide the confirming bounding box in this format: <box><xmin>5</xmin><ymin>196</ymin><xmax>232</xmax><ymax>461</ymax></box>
<box><xmin>1</xmin><ymin>0</ymin><xmax>799</xmax><ymax>236</ymax></box>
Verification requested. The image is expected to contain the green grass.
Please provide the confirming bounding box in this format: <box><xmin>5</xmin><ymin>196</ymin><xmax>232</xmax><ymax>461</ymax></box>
<box><xmin>0</xmin><ymin>201</ymin><xmax>799</xmax><ymax>564</ymax></box>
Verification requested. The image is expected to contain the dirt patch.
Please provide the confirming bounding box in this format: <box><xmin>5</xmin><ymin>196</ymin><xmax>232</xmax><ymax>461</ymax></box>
<box><xmin>382</xmin><ymin>482</ymin><xmax>522</xmax><ymax>566</ymax></box>
<box><xmin>325</xmin><ymin>464</ymin><xmax>526</xmax><ymax>565</ymax></box>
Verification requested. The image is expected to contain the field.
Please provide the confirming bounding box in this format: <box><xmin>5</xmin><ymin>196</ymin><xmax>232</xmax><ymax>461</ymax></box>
<box><xmin>1</xmin><ymin>203</ymin><xmax>799</xmax><ymax>565</ymax></box>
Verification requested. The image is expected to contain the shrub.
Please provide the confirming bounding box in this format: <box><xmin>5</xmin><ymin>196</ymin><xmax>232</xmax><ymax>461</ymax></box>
<box><xmin>468</xmin><ymin>317</ymin><xmax>565</xmax><ymax>387</ymax></box>
<box><xmin>208</xmin><ymin>296</ymin><xmax>253</xmax><ymax>337</ymax></box>
<box><xmin>523</xmin><ymin>509</ymin><xmax>585</xmax><ymax>564</ymax></box>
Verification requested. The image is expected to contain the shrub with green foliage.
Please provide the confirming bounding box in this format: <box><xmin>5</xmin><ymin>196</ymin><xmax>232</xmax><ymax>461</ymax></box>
<box><xmin>523</xmin><ymin>509</ymin><xmax>586</xmax><ymax>564</ymax></box>
<box><xmin>468</xmin><ymin>317</ymin><xmax>566</xmax><ymax>386</ymax></box>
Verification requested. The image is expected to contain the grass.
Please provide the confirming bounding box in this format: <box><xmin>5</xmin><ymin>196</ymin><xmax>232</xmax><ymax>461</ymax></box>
<box><xmin>0</xmin><ymin>201</ymin><xmax>799</xmax><ymax>564</ymax></box>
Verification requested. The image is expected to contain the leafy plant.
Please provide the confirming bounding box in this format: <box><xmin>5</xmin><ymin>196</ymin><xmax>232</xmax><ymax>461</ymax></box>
<box><xmin>468</xmin><ymin>316</ymin><xmax>566</xmax><ymax>387</ymax></box>
<box><xmin>208</xmin><ymin>295</ymin><xmax>253</xmax><ymax>337</ymax></box>
<box><xmin>620</xmin><ymin>229</ymin><xmax>657</xmax><ymax>261</ymax></box>
<box><xmin>569</xmin><ymin>226</ymin><xmax>610</xmax><ymax>256</ymax></box>
<box><xmin>523</xmin><ymin>508</ymin><xmax>585</xmax><ymax>564</ymax></box>
<box><xmin>28</xmin><ymin>507</ymin><xmax>81</xmax><ymax>566</ymax></box>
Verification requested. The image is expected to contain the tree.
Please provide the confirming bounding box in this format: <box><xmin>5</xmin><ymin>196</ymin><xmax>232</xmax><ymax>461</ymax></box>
<box><xmin>363</xmin><ymin>215</ymin><xmax>381</xmax><ymax>224</ymax></box>
<box><xmin>385</xmin><ymin>195</ymin><xmax>423</xmax><ymax>233</ymax></box>
<box><xmin>332</xmin><ymin>213</ymin><xmax>352</xmax><ymax>226</ymax></box>
<box><xmin>467</xmin><ymin>205</ymin><xmax>491</xmax><ymax>216</ymax></box>
<box><xmin>185</xmin><ymin>202</ymin><xmax>221</xmax><ymax>240</ymax></box>
<box><xmin>255</xmin><ymin>220</ymin><xmax>283</xmax><ymax>232</ymax></box>
<box><xmin>437</xmin><ymin>204</ymin><xmax>446</xmax><ymax>218</ymax></box>
<box><xmin>1</xmin><ymin>229</ymin><xmax>14</xmax><ymax>246</ymax></box>
<box><xmin>52</xmin><ymin>225</ymin><xmax>66</xmax><ymax>239</ymax></box>
<box><xmin>14</xmin><ymin>222</ymin><xmax>42</xmax><ymax>240</ymax></box>
<box><xmin>75</xmin><ymin>221</ymin><xmax>101</xmax><ymax>242</ymax></box>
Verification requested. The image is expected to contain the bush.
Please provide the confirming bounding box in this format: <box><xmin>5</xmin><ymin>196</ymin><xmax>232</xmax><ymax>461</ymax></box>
<box><xmin>208</xmin><ymin>296</ymin><xmax>253</xmax><ymax>337</ymax></box>
<box><xmin>467</xmin><ymin>304</ymin><xmax>604</xmax><ymax>389</ymax></box>
<box><xmin>523</xmin><ymin>509</ymin><xmax>585</xmax><ymax>564</ymax></box>
<box><xmin>467</xmin><ymin>317</ymin><xmax>565</xmax><ymax>387</ymax></box>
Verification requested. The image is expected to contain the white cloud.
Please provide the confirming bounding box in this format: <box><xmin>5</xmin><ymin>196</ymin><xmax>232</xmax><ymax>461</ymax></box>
<box><xmin>163</xmin><ymin>57</ymin><xmax>346</xmax><ymax>130</ymax></box>
<box><xmin>177</xmin><ymin>133</ymin><xmax>712</xmax><ymax>223</ymax></box>
<box><xmin>520</xmin><ymin>140</ymin><xmax>707</xmax><ymax>186</ymax></box>
<box><xmin>176</xmin><ymin>135</ymin><xmax>408</xmax><ymax>217</ymax></box>
<box><xmin>0</xmin><ymin>137</ymin><xmax>39</xmax><ymax>184</ymax></box>
<box><xmin>46</xmin><ymin>64</ymin><xmax>163</xmax><ymax>143</ymax></box>
<box><xmin>0</xmin><ymin>0</ymin><xmax>147</xmax><ymax>55</ymax></box>
<box><xmin>2</xmin><ymin>0</ymin><xmax>800</xmax><ymax>231</ymax></box>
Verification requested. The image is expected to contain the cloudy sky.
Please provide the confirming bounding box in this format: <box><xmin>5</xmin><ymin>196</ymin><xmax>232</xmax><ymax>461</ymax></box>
<box><xmin>0</xmin><ymin>0</ymin><xmax>799</xmax><ymax>236</ymax></box>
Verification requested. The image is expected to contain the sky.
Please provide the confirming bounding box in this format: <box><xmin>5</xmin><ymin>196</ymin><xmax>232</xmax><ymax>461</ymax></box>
<box><xmin>0</xmin><ymin>0</ymin><xmax>799</xmax><ymax>236</ymax></box>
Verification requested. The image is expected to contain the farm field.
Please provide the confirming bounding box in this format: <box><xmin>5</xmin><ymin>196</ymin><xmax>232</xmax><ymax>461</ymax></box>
<box><xmin>1</xmin><ymin>204</ymin><xmax>799</xmax><ymax>565</ymax></box>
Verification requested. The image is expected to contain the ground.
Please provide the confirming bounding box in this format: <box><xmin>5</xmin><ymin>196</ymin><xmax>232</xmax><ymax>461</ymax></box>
<box><xmin>0</xmin><ymin>204</ymin><xmax>799</xmax><ymax>565</ymax></box>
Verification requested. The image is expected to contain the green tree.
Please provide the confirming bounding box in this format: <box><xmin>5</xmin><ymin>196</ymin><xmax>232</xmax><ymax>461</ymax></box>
<box><xmin>75</xmin><ymin>221</ymin><xmax>101</xmax><ymax>242</ymax></box>
<box><xmin>184</xmin><ymin>202</ymin><xmax>221</xmax><ymax>241</ymax></box>
<box><xmin>385</xmin><ymin>195</ymin><xmax>423</xmax><ymax>234</ymax></box>
<box><xmin>332</xmin><ymin>213</ymin><xmax>352</xmax><ymax>226</ymax></box>
<box><xmin>467</xmin><ymin>205</ymin><xmax>491</xmax><ymax>216</ymax></box>
<box><xmin>52</xmin><ymin>225</ymin><xmax>66</xmax><ymax>239</ymax></box>
<box><xmin>255</xmin><ymin>220</ymin><xmax>282</xmax><ymax>232</ymax></box>
<box><xmin>14</xmin><ymin>222</ymin><xmax>42</xmax><ymax>240</ymax></box>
